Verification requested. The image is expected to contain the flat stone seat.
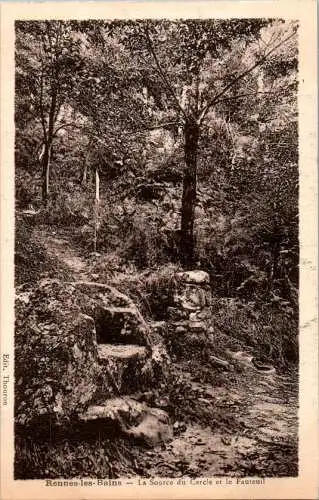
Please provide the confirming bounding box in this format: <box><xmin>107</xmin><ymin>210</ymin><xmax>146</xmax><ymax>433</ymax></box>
<box><xmin>97</xmin><ymin>344</ymin><xmax>147</xmax><ymax>361</ymax></box>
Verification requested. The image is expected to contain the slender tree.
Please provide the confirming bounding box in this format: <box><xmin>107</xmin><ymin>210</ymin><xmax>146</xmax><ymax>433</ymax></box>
<box><xmin>15</xmin><ymin>21</ymin><xmax>83</xmax><ymax>204</ymax></box>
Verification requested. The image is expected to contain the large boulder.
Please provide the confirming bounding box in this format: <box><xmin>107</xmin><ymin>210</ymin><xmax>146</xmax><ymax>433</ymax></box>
<box><xmin>79</xmin><ymin>396</ymin><xmax>173</xmax><ymax>447</ymax></box>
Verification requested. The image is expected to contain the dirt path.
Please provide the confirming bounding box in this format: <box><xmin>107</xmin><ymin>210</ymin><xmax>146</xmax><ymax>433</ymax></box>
<box><xmin>34</xmin><ymin>225</ymin><xmax>91</xmax><ymax>281</ymax></box>
<box><xmin>134</xmin><ymin>370</ymin><xmax>298</xmax><ymax>478</ymax></box>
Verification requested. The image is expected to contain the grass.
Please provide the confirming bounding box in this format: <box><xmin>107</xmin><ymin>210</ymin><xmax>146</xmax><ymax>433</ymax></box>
<box><xmin>15</xmin><ymin>434</ymin><xmax>137</xmax><ymax>479</ymax></box>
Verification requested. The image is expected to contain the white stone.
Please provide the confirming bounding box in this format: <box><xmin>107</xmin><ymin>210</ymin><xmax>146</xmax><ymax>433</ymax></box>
<box><xmin>177</xmin><ymin>270</ymin><xmax>210</xmax><ymax>284</ymax></box>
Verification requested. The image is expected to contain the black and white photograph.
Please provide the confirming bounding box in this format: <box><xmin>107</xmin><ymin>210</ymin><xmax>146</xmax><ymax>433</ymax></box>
<box><xmin>0</xmin><ymin>2</ymin><xmax>317</xmax><ymax>497</ymax></box>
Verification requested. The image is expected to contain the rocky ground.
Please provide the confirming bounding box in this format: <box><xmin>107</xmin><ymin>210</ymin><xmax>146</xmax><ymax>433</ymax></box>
<box><xmin>14</xmin><ymin>223</ymin><xmax>298</xmax><ymax>479</ymax></box>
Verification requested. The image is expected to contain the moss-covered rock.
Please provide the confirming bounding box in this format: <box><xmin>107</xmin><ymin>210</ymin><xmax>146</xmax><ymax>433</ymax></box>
<box><xmin>15</xmin><ymin>279</ymin><xmax>164</xmax><ymax>431</ymax></box>
<box><xmin>15</xmin><ymin>279</ymin><xmax>99</xmax><ymax>429</ymax></box>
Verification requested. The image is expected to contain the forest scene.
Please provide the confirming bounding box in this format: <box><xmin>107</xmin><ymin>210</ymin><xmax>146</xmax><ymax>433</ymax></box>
<box><xmin>14</xmin><ymin>18</ymin><xmax>299</xmax><ymax>479</ymax></box>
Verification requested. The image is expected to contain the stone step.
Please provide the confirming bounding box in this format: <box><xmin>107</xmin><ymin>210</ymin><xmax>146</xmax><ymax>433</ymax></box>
<box><xmin>79</xmin><ymin>396</ymin><xmax>172</xmax><ymax>447</ymax></box>
<box><xmin>98</xmin><ymin>344</ymin><xmax>147</xmax><ymax>361</ymax></box>
<box><xmin>96</xmin><ymin>344</ymin><xmax>153</xmax><ymax>397</ymax></box>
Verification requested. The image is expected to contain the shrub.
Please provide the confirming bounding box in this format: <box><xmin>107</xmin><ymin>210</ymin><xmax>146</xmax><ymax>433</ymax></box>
<box><xmin>37</xmin><ymin>187</ymin><xmax>92</xmax><ymax>228</ymax></box>
<box><xmin>15</xmin><ymin>217</ymin><xmax>70</xmax><ymax>285</ymax></box>
<box><xmin>15</xmin><ymin>169</ymin><xmax>41</xmax><ymax>209</ymax></box>
<box><xmin>110</xmin><ymin>264</ymin><xmax>181</xmax><ymax>320</ymax></box>
<box><xmin>122</xmin><ymin>214</ymin><xmax>168</xmax><ymax>268</ymax></box>
<box><xmin>195</xmin><ymin>192</ymin><xmax>298</xmax><ymax>308</ymax></box>
<box><xmin>209</xmin><ymin>297</ymin><xmax>298</xmax><ymax>367</ymax></box>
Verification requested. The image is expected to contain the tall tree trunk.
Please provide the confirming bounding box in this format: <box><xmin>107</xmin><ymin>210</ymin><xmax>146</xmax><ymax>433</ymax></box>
<box><xmin>41</xmin><ymin>84</ymin><xmax>57</xmax><ymax>205</ymax></box>
<box><xmin>41</xmin><ymin>142</ymin><xmax>52</xmax><ymax>205</ymax></box>
<box><xmin>180</xmin><ymin>119</ymin><xmax>199</xmax><ymax>267</ymax></box>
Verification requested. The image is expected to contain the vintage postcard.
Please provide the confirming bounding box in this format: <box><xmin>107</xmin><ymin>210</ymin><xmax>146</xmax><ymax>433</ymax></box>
<box><xmin>0</xmin><ymin>1</ymin><xmax>318</xmax><ymax>499</ymax></box>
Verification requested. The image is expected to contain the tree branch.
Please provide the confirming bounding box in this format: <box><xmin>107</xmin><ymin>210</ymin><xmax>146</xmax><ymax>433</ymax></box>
<box><xmin>129</xmin><ymin>121</ymin><xmax>179</xmax><ymax>134</ymax></box>
<box><xmin>53</xmin><ymin>120</ymin><xmax>179</xmax><ymax>140</ymax></box>
<box><xmin>214</xmin><ymin>90</ymin><xmax>276</xmax><ymax>105</ymax></box>
<box><xmin>144</xmin><ymin>26</ymin><xmax>189</xmax><ymax>121</ymax></box>
<box><xmin>198</xmin><ymin>28</ymin><xmax>297</xmax><ymax>125</ymax></box>
<box><xmin>53</xmin><ymin>122</ymin><xmax>82</xmax><ymax>136</ymax></box>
